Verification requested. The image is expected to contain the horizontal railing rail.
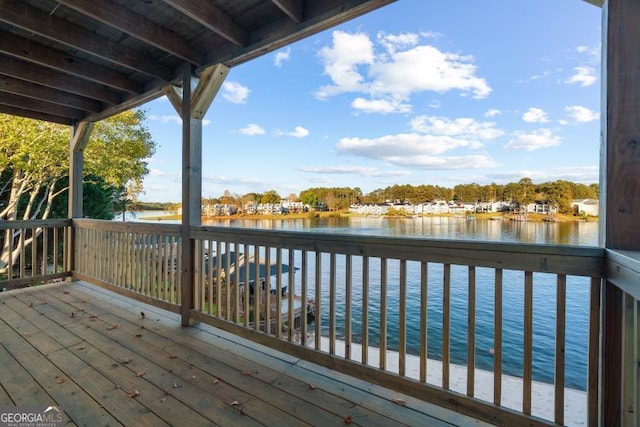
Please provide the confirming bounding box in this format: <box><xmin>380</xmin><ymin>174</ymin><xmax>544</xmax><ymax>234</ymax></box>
<box><xmin>0</xmin><ymin>219</ymin><xmax>72</xmax><ymax>290</ymax></box>
<box><xmin>189</xmin><ymin>225</ymin><xmax>605</xmax><ymax>427</ymax></box>
<box><xmin>72</xmin><ymin>219</ymin><xmax>182</xmax><ymax>313</ymax></box>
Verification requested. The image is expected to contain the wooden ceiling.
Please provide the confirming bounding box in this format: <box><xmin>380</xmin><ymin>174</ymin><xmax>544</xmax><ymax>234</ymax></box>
<box><xmin>0</xmin><ymin>0</ymin><xmax>395</xmax><ymax>125</ymax></box>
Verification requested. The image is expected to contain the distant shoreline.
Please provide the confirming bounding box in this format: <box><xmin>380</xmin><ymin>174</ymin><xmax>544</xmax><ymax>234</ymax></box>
<box><xmin>139</xmin><ymin>211</ymin><xmax>598</xmax><ymax>223</ymax></box>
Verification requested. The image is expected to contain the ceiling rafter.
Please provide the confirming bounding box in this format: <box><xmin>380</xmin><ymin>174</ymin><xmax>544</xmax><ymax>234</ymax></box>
<box><xmin>56</xmin><ymin>0</ymin><xmax>205</xmax><ymax>66</ymax></box>
<box><xmin>0</xmin><ymin>92</ymin><xmax>85</xmax><ymax>120</ymax></box>
<box><xmin>0</xmin><ymin>30</ymin><xmax>142</xmax><ymax>94</ymax></box>
<box><xmin>271</xmin><ymin>0</ymin><xmax>304</xmax><ymax>23</ymax></box>
<box><xmin>0</xmin><ymin>0</ymin><xmax>173</xmax><ymax>80</ymax></box>
<box><xmin>0</xmin><ymin>56</ymin><xmax>121</xmax><ymax>105</ymax></box>
<box><xmin>0</xmin><ymin>74</ymin><xmax>103</xmax><ymax>112</ymax></box>
<box><xmin>161</xmin><ymin>0</ymin><xmax>249</xmax><ymax>46</ymax></box>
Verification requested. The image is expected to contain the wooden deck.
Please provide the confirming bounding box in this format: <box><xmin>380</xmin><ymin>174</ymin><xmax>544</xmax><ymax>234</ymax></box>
<box><xmin>0</xmin><ymin>281</ymin><xmax>490</xmax><ymax>427</ymax></box>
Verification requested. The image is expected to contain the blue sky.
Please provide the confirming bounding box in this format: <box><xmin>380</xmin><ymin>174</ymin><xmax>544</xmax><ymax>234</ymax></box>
<box><xmin>140</xmin><ymin>0</ymin><xmax>602</xmax><ymax>203</ymax></box>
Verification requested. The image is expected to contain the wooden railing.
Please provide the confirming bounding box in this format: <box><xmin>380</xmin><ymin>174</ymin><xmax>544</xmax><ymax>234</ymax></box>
<box><xmin>60</xmin><ymin>219</ymin><xmax>640</xmax><ymax>426</ymax></box>
<box><xmin>187</xmin><ymin>225</ymin><xmax>605</xmax><ymax>427</ymax></box>
<box><xmin>0</xmin><ymin>219</ymin><xmax>71</xmax><ymax>290</ymax></box>
<box><xmin>72</xmin><ymin>219</ymin><xmax>182</xmax><ymax>313</ymax></box>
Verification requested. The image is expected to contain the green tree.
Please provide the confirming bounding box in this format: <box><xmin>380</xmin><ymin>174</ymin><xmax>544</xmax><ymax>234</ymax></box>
<box><xmin>260</xmin><ymin>189</ymin><xmax>281</xmax><ymax>204</ymax></box>
<box><xmin>0</xmin><ymin>110</ymin><xmax>155</xmax><ymax>273</ymax></box>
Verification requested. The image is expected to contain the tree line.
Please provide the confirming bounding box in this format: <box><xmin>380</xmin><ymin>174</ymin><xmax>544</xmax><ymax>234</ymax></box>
<box><xmin>209</xmin><ymin>178</ymin><xmax>598</xmax><ymax>215</ymax></box>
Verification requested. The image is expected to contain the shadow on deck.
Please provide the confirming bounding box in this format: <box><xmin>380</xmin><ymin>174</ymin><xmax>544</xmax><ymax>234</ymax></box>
<box><xmin>0</xmin><ymin>281</ymin><xmax>490</xmax><ymax>426</ymax></box>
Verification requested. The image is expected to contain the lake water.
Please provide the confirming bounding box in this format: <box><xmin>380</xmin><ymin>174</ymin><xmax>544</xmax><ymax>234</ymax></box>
<box><xmin>199</xmin><ymin>216</ymin><xmax>598</xmax><ymax>391</ymax></box>
<box><xmin>128</xmin><ymin>214</ymin><xmax>597</xmax><ymax>390</ymax></box>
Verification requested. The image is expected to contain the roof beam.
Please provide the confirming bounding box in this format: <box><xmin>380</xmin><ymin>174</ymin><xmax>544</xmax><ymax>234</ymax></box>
<box><xmin>191</xmin><ymin>64</ymin><xmax>229</xmax><ymax>119</ymax></box>
<box><xmin>0</xmin><ymin>74</ymin><xmax>103</xmax><ymax>112</ymax></box>
<box><xmin>0</xmin><ymin>92</ymin><xmax>86</xmax><ymax>120</ymax></box>
<box><xmin>0</xmin><ymin>104</ymin><xmax>72</xmax><ymax>125</ymax></box>
<box><xmin>0</xmin><ymin>0</ymin><xmax>172</xmax><ymax>80</ymax></box>
<box><xmin>0</xmin><ymin>57</ymin><xmax>122</xmax><ymax>105</ymax></box>
<box><xmin>0</xmin><ymin>30</ymin><xmax>142</xmax><ymax>95</ymax></box>
<box><xmin>271</xmin><ymin>0</ymin><xmax>304</xmax><ymax>23</ymax></box>
<box><xmin>56</xmin><ymin>0</ymin><xmax>205</xmax><ymax>66</ymax></box>
<box><xmin>162</xmin><ymin>0</ymin><xmax>248</xmax><ymax>46</ymax></box>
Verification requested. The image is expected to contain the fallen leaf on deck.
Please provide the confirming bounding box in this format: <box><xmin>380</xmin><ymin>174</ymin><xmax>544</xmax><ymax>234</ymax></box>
<box><xmin>89</xmin><ymin>314</ymin><xmax>98</xmax><ymax>319</ymax></box>
<box><xmin>140</xmin><ymin>312</ymin><xmax>145</xmax><ymax>319</ymax></box>
<box><xmin>160</xmin><ymin>397</ymin><xmax>167</xmax><ymax>403</ymax></box>
<box><xmin>136</xmin><ymin>371</ymin><xmax>146</xmax><ymax>377</ymax></box>
<box><xmin>43</xmin><ymin>300</ymin><xmax>48</xmax><ymax>304</ymax></box>
<box><xmin>173</xmin><ymin>382</ymin><xmax>179</xmax><ymax>388</ymax></box>
<box><xmin>169</xmin><ymin>355</ymin><xmax>177</xmax><ymax>359</ymax></box>
<box><xmin>63</xmin><ymin>291</ymin><xmax>70</xmax><ymax>294</ymax></box>
<box><xmin>126</xmin><ymin>389</ymin><xmax>140</xmax><ymax>398</ymax></box>
<box><xmin>56</xmin><ymin>377</ymin><xmax>67</xmax><ymax>384</ymax></box>
<box><xmin>122</xmin><ymin>358</ymin><xmax>132</xmax><ymax>364</ymax></box>
<box><xmin>230</xmin><ymin>400</ymin><xmax>239</xmax><ymax>406</ymax></box>
<box><xmin>391</xmin><ymin>398</ymin><xmax>406</xmax><ymax>406</ymax></box>
<box><xmin>106</xmin><ymin>324</ymin><xmax>118</xmax><ymax>330</ymax></box>
<box><xmin>241</xmin><ymin>370</ymin><xmax>251</xmax><ymax>375</ymax></box>
<box><xmin>135</xmin><ymin>334</ymin><xmax>142</xmax><ymax>338</ymax></box>
<box><xmin>344</xmin><ymin>416</ymin><xmax>352</xmax><ymax>424</ymax></box>
<box><xmin>308</xmin><ymin>384</ymin><xmax>317</xmax><ymax>390</ymax></box>
<box><xmin>213</xmin><ymin>378</ymin><xmax>220</xmax><ymax>384</ymax></box>
<box><xmin>71</xmin><ymin>312</ymin><xmax>75</xmax><ymax>318</ymax></box>
<box><xmin>29</xmin><ymin>302</ymin><xmax>33</xmax><ymax>307</ymax></box>
<box><xmin>78</xmin><ymin>345</ymin><xmax>85</xmax><ymax>350</ymax></box>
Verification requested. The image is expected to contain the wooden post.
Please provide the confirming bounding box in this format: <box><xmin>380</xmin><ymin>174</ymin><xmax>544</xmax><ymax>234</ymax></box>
<box><xmin>601</xmin><ymin>0</ymin><xmax>640</xmax><ymax>424</ymax></box>
<box><xmin>68</xmin><ymin>121</ymin><xmax>94</xmax><ymax>275</ymax></box>
<box><xmin>174</xmin><ymin>63</ymin><xmax>229</xmax><ymax>326</ymax></box>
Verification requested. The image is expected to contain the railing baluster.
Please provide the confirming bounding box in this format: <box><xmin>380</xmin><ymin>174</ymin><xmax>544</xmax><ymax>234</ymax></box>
<box><xmin>254</xmin><ymin>245</ymin><xmax>261</xmax><ymax>332</ymax></box>
<box><xmin>345</xmin><ymin>254</ymin><xmax>352</xmax><ymax>360</ymax></box>
<box><xmin>443</xmin><ymin>263</ymin><xmax>451</xmax><ymax>389</ymax></box>
<box><xmin>555</xmin><ymin>274</ymin><xmax>566</xmax><ymax>425</ymax></box>
<box><xmin>19</xmin><ymin>227</ymin><xmax>25</xmax><ymax>279</ymax></box>
<box><xmin>300</xmin><ymin>250</ymin><xmax>308</xmax><ymax>345</ymax></box>
<box><xmin>420</xmin><ymin>261</ymin><xmax>428</xmax><ymax>383</ymax></box>
<box><xmin>288</xmin><ymin>249</ymin><xmax>295</xmax><ymax>341</ymax></box>
<box><xmin>329</xmin><ymin>253</ymin><xmax>336</xmax><ymax>355</ymax></box>
<box><xmin>215</xmin><ymin>241</ymin><xmax>222</xmax><ymax>317</ymax></box>
<box><xmin>315</xmin><ymin>252</ymin><xmax>322</xmax><ymax>350</ymax></box>
<box><xmin>467</xmin><ymin>265</ymin><xmax>476</xmax><ymax>397</ymax></box>
<box><xmin>42</xmin><ymin>226</ymin><xmax>48</xmax><ymax>276</ymax></box>
<box><xmin>380</xmin><ymin>258</ymin><xmax>387</xmax><ymax>370</ymax></box>
<box><xmin>275</xmin><ymin>248</ymin><xmax>282</xmax><ymax>334</ymax></box>
<box><xmin>361</xmin><ymin>256</ymin><xmax>369</xmax><ymax>365</ymax></box>
<box><xmin>264</xmin><ymin>247</ymin><xmax>271</xmax><ymax>334</ymax></box>
<box><xmin>523</xmin><ymin>271</ymin><xmax>533</xmax><ymax>415</ymax></box>
<box><xmin>494</xmin><ymin>268</ymin><xmax>503</xmax><ymax>406</ymax></box>
<box><xmin>399</xmin><ymin>259</ymin><xmax>407</xmax><ymax>376</ymax></box>
<box><xmin>30</xmin><ymin>227</ymin><xmax>36</xmax><ymax>279</ymax></box>
<box><xmin>243</xmin><ymin>244</ymin><xmax>250</xmax><ymax>328</ymax></box>
<box><xmin>622</xmin><ymin>292</ymin><xmax>637</xmax><ymax>426</ymax></box>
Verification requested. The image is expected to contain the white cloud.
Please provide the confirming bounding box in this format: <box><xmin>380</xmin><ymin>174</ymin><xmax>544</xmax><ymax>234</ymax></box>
<box><xmin>565</xmin><ymin>66</ymin><xmax>597</xmax><ymax>87</ymax></box>
<box><xmin>504</xmin><ymin>129</ymin><xmax>561</xmax><ymax>151</ymax></box>
<box><xmin>315</xmin><ymin>30</ymin><xmax>491</xmax><ymax>110</ymax></box>
<box><xmin>564</xmin><ymin>105</ymin><xmax>599</xmax><ymax>123</ymax></box>
<box><xmin>351</xmin><ymin>97</ymin><xmax>412</xmax><ymax>114</ymax></box>
<box><xmin>485</xmin><ymin>109</ymin><xmax>501</xmax><ymax>118</ymax></box>
<box><xmin>522</xmin><ymin>107</ymin><xmax>549</xmax><ymax>123</ymax></box>
<box><xmin>274</xmin><ymin>48</ymin><xmax>291</xmax><ymax>67</ymax></box>
<box><xmin>239</xmin><ymin>124</ymin><xmax>266</xmax><ymax>136</ymax></box>
<box><xmin>337</xmin><ymin>133</ymin><xmax>497</xmax><ymax>169</ymax></box>
<box><xmin>410</xmin><ymin>115</ymin><xmax>504</xmax><ymax>140</ymax></box>
<box><xmin>286</xmin><ymin>126</ymin><xmax>310</xmax><ymax>138</ymax></box>
<box><xmin>315</xmin><ymin>31</ymin><xmax>374</xmax><ymax>99</ymax></box>
<box><xmin>299</xmin><ymin>165</ymin><xmax>410</xmax><ymax>178</ymax></box>
<box><xmin>376</xmin><ymin>31</ymin><xmax>419</xmax><ymax>55</ymax></box>
<box><xmin>222</xmin><ymin>81</ymin><xmax>250</xmax><ymax>104</ymax></box>
<box><xmin>149</xmin><ymin>114</ymin><xmax>181</xmax><ymax>125</ymax></box>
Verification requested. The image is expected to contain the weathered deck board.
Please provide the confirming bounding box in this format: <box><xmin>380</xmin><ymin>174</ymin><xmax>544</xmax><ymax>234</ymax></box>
<box><xmin>0</xmin><ymin>282</ymin><xmax>486</xmax><ymax>427</ymax></box>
